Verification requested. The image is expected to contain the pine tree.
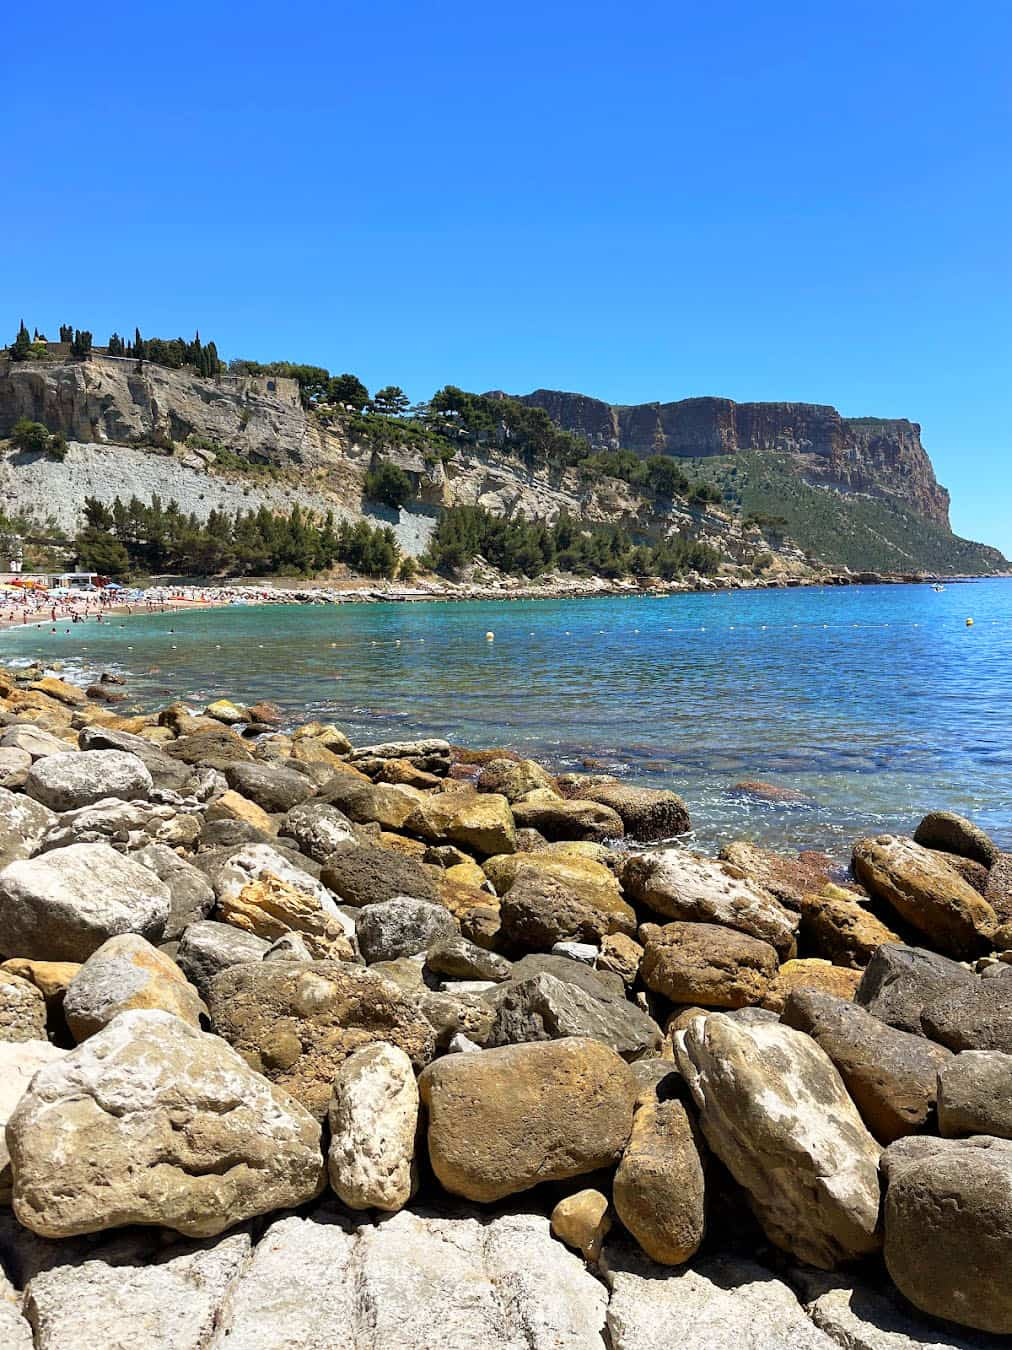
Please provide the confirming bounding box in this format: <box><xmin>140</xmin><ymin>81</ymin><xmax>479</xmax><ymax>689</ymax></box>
<box><xmin>11</xmin><ymin>320</ymin><xmax>31</xmax><ymax>361</ymax></box>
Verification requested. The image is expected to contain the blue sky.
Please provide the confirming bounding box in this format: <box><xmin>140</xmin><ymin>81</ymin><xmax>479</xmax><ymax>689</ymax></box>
<box><xmin>4</xmin><ymin>1</ymin><xmax>1010</xmax><ymax>551</ymax></box>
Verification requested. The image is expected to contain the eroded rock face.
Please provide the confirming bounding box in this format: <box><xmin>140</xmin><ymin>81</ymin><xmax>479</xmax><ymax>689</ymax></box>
<box><xmin>0</xmin><ymin>787</ymin><xmax>58</xmax><ymax>868</ymax></box>
<box><xmin>920</xmin><ymin>978</ymin><xmax>1012</xmax><ymax>1052</ymax></box>
<box><xmin>355</xmin><ymin>896</ymin><xmax>456</xmax><ymax>963</ymax></box>
<box><xmin>640</xmin><ymin>921</ymin><xmax>779</xmax><ymax>1008</ymax></box>
<box><xmin>206</xmin><ymin>959</ymin><xmax>435</xmax><ymax>1118</ymax></box>
<box><xmin>782</xmin><ymin>989</ymin><xmax>951</xmax><ymax>1143</ymax></box>
<box><xmin>63</xmin><ymin>935</ymin><xmax>207</xmax><ymax>1041</ymax></box>
<box><xmin>219</xmin><ymin>872</ymin><xmax>355</xmax><ymax>961</ymax></box>
<box><xmin>419</xmin><ymin>1037</ymin><xmax>636</xmax><ymax>1202</ymax></box>
<box><xmin>320</xmin><ymin>844</ymin><xmax>438</xmax><ymax>907</ymax></box>
<box><xmin>0</xmin><ymin>1040</ymin><xmax>67</xmax><ymax>1203</ymax></box>
<box><xmin>675</xmin><ymin>1013</ymin><xmax>882</xmax><ymax>1268</ymax></box>
<box><xmin>883</xmin><ymin>1135</ymin><xmax>1012</xmax><ymax>1334</ymax></box>
<box><xmin>762</xmin><ymin>959</ymin><xmax>861</xmax><ymax>1014</ymax></box>
<box><xmin>613</xmin><ymin>1095</ymin><xmax>706</xmax><ymax>1265</ymax></box>
<box><xmin>852</xmin><ymin>836</ymin><xmax>996</xmax><ymax>958</ymax></box>
<box><xmin>476</xmin><ymin>758</ymin><xmax>557</xmax><ymax>802</ymax></box>
<box><xmin>854</xmin><ymin>943</ymin><xmax>977</xmax><ymax>1034</ymax></box>
<box><xmin>278</xmin><ymin>800</ymin><xmax>357</xmax><ymax>862</ymax></box>
<box><xmin>579</xmin><ymin>781</ymin><xmax>690</xmax><ymax>843</ymax></box>
<box><xmin>327</xmin><ymin>1042</ymin><xmax>418</xmax><ymax>1211</ymax></box>
<box><xmin>486</xmin><ymin>971</ymin><xmax>662</xmax><ymax>1060</ymax></box>
<box><xmin>799</xmin><ymin>883</ymin><xmax>900</xmax><ymax>968</ymax></box>
<box><xmin>0</xmin><ymin>843</ymin><xmax>170</xmax><ymax>962</ymax></box>
<box><xmin>25</xmin><ymin>749</ymin><xmax>153</xmax><ymax>812</ymax></box>
<box><xmin>208</xmin><ymin>1207</ymin><xmax>608</xmax><ymax>1348</ymax></box>
<box><xmin>623</xmin><ymin>850</ymin><xmax>798</xmax><ymax>958</ymax></box>
<box><xmin>7</xmin><ymin>1010</ymin><xmax>324</xmax><ymax>1239</ymax></box>
<box><xmin>500</xmin><ymin>863</ymin><xmax>636</xmax><ymax>948</ymax></box>
<box><xmin>404</xmin><ymin>789</ymin><xmax>518</xmax><ymax>857</ymax></box>
<box><xmin>0</xmin><ymin>971</ymin><xmax>47</xmax><ymax>1042</ymax></box>
<box><xmin>22</xmin><ymin>1230</ymin><xmax>252</xmax><ymax>1350</ymax></box>
<box><xmin>938</xmin><ymin>1050</ymin><xmax>1012</xmax><ymax>1139</ymax></box>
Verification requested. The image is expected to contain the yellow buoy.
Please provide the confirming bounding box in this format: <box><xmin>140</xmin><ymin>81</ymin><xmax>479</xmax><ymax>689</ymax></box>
<box><xmin>485</xmin><ymin>631</ymin><xmax>494</xmax><ymax>641</ymax></box>
<box><xmin>966</xmin><ymin>617</ymin><xmax>974</xmax><ymax>627</ymax></box>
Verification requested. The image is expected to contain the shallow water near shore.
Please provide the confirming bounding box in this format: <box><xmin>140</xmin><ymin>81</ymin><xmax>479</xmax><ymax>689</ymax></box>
<box><xmin>4</xmin><ymin>579</ymin><xmax>1011</xmax><ymax>860</ymax></box>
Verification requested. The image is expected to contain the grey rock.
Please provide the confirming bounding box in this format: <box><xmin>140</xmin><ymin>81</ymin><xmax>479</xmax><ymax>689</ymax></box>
<box><xmin>175</xmin><ymin>921</ymin><xmax>270</xmax><ymax>999</ymax></box>
<box><xmin>921</xmin><ymin>978</ymin><xmax>1012</xmax><ymax>1051</ymax></box>
<box><xmin>426</xmin><ymin>934</ymin><xmax>511</xmax><ymax>982</ymax></box>
<box><xmin>38</xmin><ymin>797</ymin><xmax>179</xmax><ymax>852</ymax></box>
<box><xmin>209</xmin><ymin>1207</ymin><xmax>607</xmax><ymax>1349</ymax></box>
<box><xmin>212</xmin><ymin>844</ymin><xmax>337</xmax><ymax>918</ymax></box>
<box><xmin>78</xmin><ymin>726</ymin><xmax>193</xmax><ymax>791</ymax></box>
<box><xmin>798</xmin><ymin>1271</ymin><xmax>993</xmax><ymax>1349</ymax></box>
<box><xmin>222</xmin><ymin>761</ymin><xmax>316</xmax><ymax>813</ymax></box>
<box><xmin>278</xmin><ymin>800</ymin><xmax>357</xmax><ymax>861</ymax></box>
<box><xmin>551</xmin><ymin>940</ymin><xmax>598</xmax><ymax>964</ymax></box>
<box><xmin>507</xmin><ymin>952</ymin><xmax>628</xmax><ymax>1001</ymax></box>
<box><xmin>419</xmin><ymin>989</ymin><xmax>496</xmax><ymax>1049</ymax></box>
<box><xmin>883</xmin><ymin>1134</ymin><xmax>1012</xmax><ymax>1334</ymax></box>
<box><xmin>938</xmin><ymin>1050</ymin><xmax>1012</xmax><ymax>1138</ymax></box>
<box><xmin>0</xmin><ymin>1041</ymin><xmax>68</xmax><ymax>1203</ymax></box>
<box><xmin>602</xmin><ymin>1242</ymin><xmax>836</xmax><ymax>1350</ymax></box>
<box><xmin>0</xmin><ymin>1299</ymin><xmax>31</xmax><ymax>1349</ymax></box>
<box><xmin>134</xmin><ymin>842</ymin><xmax>215</xmax><ymax>940</ymax></box>
<box><xmin>262</xmin><ymin>931</ymin><xmax>314</xmax><ymax>962</ymax></box>
<box><xmin>854</xmin><ymin>944</ymin><xmax>977</xmax><ymax>1035</ymax></box>
<box><xmin>0</xmin><ymin>748</ymin><xmax>31</xmax><ymax>789</ymax></box>
<box><xmin>23</xmin><ymin>1231</ymin><xmax>251</xmax><ymax>1350</ymax></box>
<box><xmin>25</xmin><ymin>750</ymin><xmax>153</xmax><ymax>812</ymax></box>
<box><xmin>0</xmin><ymin>726</ymin><xmax>68</xmax><ymax>759</ymax></box>
<box><xmin>487</xmin><ymin>972</ymin><xmax>662</xmax><ymax>1060</ymax></box>
<box><xmin>356</xmin><ymin>896</ymin><xmax>456</xmax><ymax>963</ymax></box>
<box><xmin>0</xmin><ymin>842</ymin><xmax>170</xmax><ymax>961</ymax></box>
<box><xmin>320</xmin><ymin>843</ymin><xmax>438</xmax><ymax>907</ymax></box>
<box><xmin>63</xmin><ymin>934</ymin><xmax>207</xmax><ymax>1040</ymax></box>
<box><xmin>0</xmin><ymin>787</ymin><xmax>57</xmax><ymax>868</ymax></box>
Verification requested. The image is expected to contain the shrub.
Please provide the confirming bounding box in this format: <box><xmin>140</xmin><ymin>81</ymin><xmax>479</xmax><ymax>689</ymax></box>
<box><xmin>365</xmin><ymin>460</ymin><xmax>413</xmax><ymax>510</ymax></box>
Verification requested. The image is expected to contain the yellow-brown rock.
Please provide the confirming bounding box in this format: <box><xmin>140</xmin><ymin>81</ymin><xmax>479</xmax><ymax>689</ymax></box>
<box><xmin>800</xmin><ymin>883</ymin><xmax>901</xmax><ymax>968</ymax></box>
<box><xmin>550</xmin><ymin>1189</ymin><xmax>612</xmax><ymax>1261</ymax></box>
<box><xmin>220</xmin><ymin>872</ymin><xmax>355</xmax><ymax>961</ymax></box>
<box><xmin>762</xmin><ymin>959</ymin><xmax>863</xmax><ymax>1014</ymax></box>
<box><xmin>404</xmin><ymin>788</ymin><xmax>516</xmax><ymax>858</ymax></box>
<box><xmin>27</xmin><ymin>677</ymin><xmax>88</xmax><ymax>707</ymax></box>
<box><xmin>205</xmin><ymin>789</ymin><xmax>276</xmax><ymax>835</ymax></box>
<box><xmin>483</xmin><ymin>850</ymin><xmax>622</xmax><ymax>915</ymax></box>
<box><xmin>613</xmin><ymin>1096</ymin><xmax>706</xmax><ymax>1264</ymax></box>
<box><xmin>63</xmin><ymin>936</ymin><xmax>207</xmax><ymax>1041</ymax></box>
<box><xmin>1</xmin><ymin>958</ymin><xmax>80</xmax><ymax>1002</ymax></box>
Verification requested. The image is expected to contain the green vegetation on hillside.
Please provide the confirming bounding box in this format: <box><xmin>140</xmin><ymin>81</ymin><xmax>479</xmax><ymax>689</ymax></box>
<box><xmin>422</xmin><ymin>505</ymin><xmax>721</xmax><ymax>580</ymax></box>
<box><xmin>75</xmin><ymin>497</ymin><xmax>400</xmax><ymax>579</ymax></box>
<box><xmin>10</xmin><ymin>417</ymin><xmax>68</xmax><ymax>461</ymax></box>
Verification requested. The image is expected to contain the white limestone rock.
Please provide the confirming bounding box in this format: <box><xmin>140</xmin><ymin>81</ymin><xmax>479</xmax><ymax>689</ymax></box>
<box><xmin>25</xmin><ymin>749</ymin><xmax>153</xmax><ymax>812</ymax></box>
<box><xmin>328</xmin><ymin>1042</ymin><xmax>419</xmax><ymax>1211</ymax></box>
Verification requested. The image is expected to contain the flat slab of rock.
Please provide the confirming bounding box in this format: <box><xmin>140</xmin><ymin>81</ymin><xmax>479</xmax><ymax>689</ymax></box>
<box><xmin>0</xmin><ymin>842</ymin><xmax>170</xmax><ymax>961</ymax></box>
<box><xmin>420</xmin><ymin>1037</ymin><xmax>636</xmax><ymax>1202</ymax></box>
<box><xmin>623</xmin><ymin>849</ymin><xmax>798</xmax><ymax>958</ymax></box>
<box><xmin>25</xmin><ymin>749</ymin><xmax>153</xmax><ymax>812</ymax></box>
<box><xmin>675</xmin><ymin>1012</ymin><xmax>882</xmax><ymax>1269</ymax></box>
<box><xmin>782</xmin><ymin>989</ymin><xmax>951</xmax><ymax>1143</ymax></box>
<box><xmin>486</xmin><ymin>971</ymin><xmax>662</xmax><ymax>1060</ymax></box>
<box><xmin>938</xmin><ymin>1050</ymin><xmax>1012</xmax><ymax>1138</ymax></box>
<box><xmin>209</xmin><ymin>1207</ymin><xmax>607</xmax><ymax>1348</ymax></box>
<box><xmin>883</xmin><ymin>1135</ymin><xmax>1012</xmax><ymax>1334</ymax></box>
<box><xmin>7</xmin><ymin>1009</ymin><xmax>323</xmax><ymax>1238</ymax></box>
<box><xmin>640</xmin><ymin>920</ymin><xmax>779</xmax><ymax>1008</ymax></box>
<box><xmin>852</xmin><ymin>836</ymin><xmax>996</xmax><ymax>958</ymax></box>
<box><xmin>854</xmin><ymin>944</ymin><xmax>977</xmax><ymax>1035</ymax></box>
<box><xmin>23</xmin><ymin>1231</ymin><xmax>251</xmax><ymax>1350</ymax></box>
<box><xmin>206</xmin><ymin>959</ymin><xmax>435</xmax><ymax>1119</ymax></box>
<box><xmin>602</xmin><ymin>1243</ymin><xmax>836</xmax><ymax>1350</ymax></box>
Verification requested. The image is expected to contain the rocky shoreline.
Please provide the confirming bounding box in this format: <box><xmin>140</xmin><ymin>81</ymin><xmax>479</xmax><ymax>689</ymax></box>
<box><xmin>0</xmin><ymin>663</ymin><xmax>1010</xmax><ymax>1346</ymax></box>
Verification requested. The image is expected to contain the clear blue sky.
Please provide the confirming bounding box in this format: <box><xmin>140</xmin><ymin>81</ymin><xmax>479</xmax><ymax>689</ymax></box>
<box><xmin>4</xmin><ymin>1</ymin><xmax>1010</xmax><ymax>551</ymax></box>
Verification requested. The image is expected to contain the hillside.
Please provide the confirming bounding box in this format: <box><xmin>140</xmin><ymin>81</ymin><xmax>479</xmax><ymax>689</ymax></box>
<box><xmin>0</xmin><ymin>350</ymin><xmax>1005</xmax><ymax>578</ymax></box>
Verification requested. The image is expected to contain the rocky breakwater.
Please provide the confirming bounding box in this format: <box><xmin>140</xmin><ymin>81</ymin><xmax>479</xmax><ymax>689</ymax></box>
<box><xmin>0</xmin><ymin>669</ymin><xmax>1010</xmax><ymax>1345</ymax></box>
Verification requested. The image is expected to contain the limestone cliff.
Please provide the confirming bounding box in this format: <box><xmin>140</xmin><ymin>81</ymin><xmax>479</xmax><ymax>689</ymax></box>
<box><xmin>515</xmin><ymin>390</ymin><xmax>951</xmax><ymax>527</ymax></box>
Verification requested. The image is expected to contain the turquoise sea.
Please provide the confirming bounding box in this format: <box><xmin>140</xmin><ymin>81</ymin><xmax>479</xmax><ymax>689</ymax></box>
<box><xmin>3</xmin><ymin>580</ymin><xmax>1011</xmax><ymax>860</ymax></box>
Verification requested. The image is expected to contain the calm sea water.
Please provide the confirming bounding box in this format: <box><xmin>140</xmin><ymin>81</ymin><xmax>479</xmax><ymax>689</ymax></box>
<box><xmin>3</xmin><ymin>581</ymin><xmax>1011</xmax><ymax>860</ymax></box>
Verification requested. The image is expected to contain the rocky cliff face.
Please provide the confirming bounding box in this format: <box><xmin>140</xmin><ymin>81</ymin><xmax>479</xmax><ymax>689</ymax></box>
<box><xmin>516</xmin><ymin>390</ymin><xmax>952</xmax><ymax>527</ymax></box>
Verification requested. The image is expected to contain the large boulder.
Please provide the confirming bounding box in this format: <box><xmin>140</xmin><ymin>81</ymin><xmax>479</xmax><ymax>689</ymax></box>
<box><xmin>799</xmin><ymin>883</ymin><xmax>900</xmax><ymax>967</ymax></box>
<box><xmin>211</xmin><ymin>844</ymin><xmax>330</xmax><ymax>911</ymax></box>
<box><xmin>133</xmin><ymin>843</ymin><xmax>215</xmax><ymax>941</ymax></box>
<box><xmin>219</xmin><ymin>872</ymin><xmax>355</xmax><ymax>961</ymax></box>
<box><xmin>78</xmin><ymin>725</ymin><xmax>194</xmax><ymax>791</ymax></box>
<box><xmin>21</xmin><ymin>1231</ymin><xmax>251</xmax><ymax>1350</ymax></box>
<box><xmin>579</xmin><ymin>780</ymin><xmax>690</xmax><ymax>842</ymax></box>
<box><xmin>913</xmin><ymin>811</ymin><xmax>999</xmax><ymax>868</ymax></box>
<box><xmin>640</xmin><ymin>921</ymin><xmax>779</xmax><ymax>1008</ymax></box>
<box><xmin>0</xmin><ymin>843</ymin><xmax>170</xmax><ymax>961</ymax></box>
<box><xmin>222</xmin><ymin>761</ymin><xmax>316</xmax><ymax>813</ymax></box>
<box><xmin>883</xmin><ymin>1135</ymin><xmax>1012</xmax><ymax>1334</ymax></box>
<box><xmin>207</xmin><ymin>1207</ymin><xmax>608</xmax><ymax>1348</ymax></box>
<box><xmin>782</xmin><ymin>989</ymin><xmax>952</xmax><ymax>1143</ymax></box>
<box><xmin>0</xmin><ymin>1040</ymin><xmax>67</xmax><ymax>1202</ymax></box>
<box><xmin>852</xmin><ymin>835</ymin><xmax>997</xmax><ymax>958</ymax></box>
<box><xmin>920</xmin><ymin>978</ymin><xmax>1012</xmax><ymax>1051</ymax></box>
<box><xmin>419</xmin><ymin>1037</ymin><xmax>636</xmax><ymax>1202</ymax></box>
<box><xmin>613</xmin><ymin>1094</ymin><xmax>706</xmax><ymax>1265</ymax></box>
<box><xmin>622</xmin><ymin>850</ymin><xmax>798</xmax><ymax>959</ymax></box>
<box><xmin>174</xmin><ymin>921</ymin><xmax>270</xmax><ymax>999</ymax></box>
<box><xmin>24</xmin><ymin>750</ymin><xmax>152</xmax><ymax>812</ymax></box>
<box><xmin>206</xmin><ymin>959</ymin><xmax>435</xmax><ymax>1118</ymax></box>
<box><xmin>476</xmin><ymin>757</ymin><xmax>557</xmax><ymax>802</ymax></box>
<box><xmin>278</xmin><ymin>800</ymin><xmax>357</xmax><ymax>862</ymax></box>
<box><xmin>327</xmin><ymin>1042</ymin><xmax>418</xmax><ymax>1211</ymax></box>
<box><xmin>510</xmin><ymin>797</ymin><xmax>624</xmax><ymax>844</ymax></box>
<box><xmin>938</xmin><ymin>1050</ymin><xmax>1012</xmax><ymax>1138</ymax></box>
<box><xmin>0</xmin><ymin>970</ymin><xmax>46</xmax><ymax>1042</ymax></box>
<box><xmin>7</xmin><ymin>1010</ymin><xmax>324</xmax><ymax>1238</ymax></box>
<box><xmin>854</xmin><ymin>943</ymin><xmax>977</xmax><ymax>1034</ymax></box>
<box><xmin>486</xmin><ymin>972</ymin><xmax>662</xmax><ymax>1060</ymax></box>
<box><xmin>500</xmin><ymin>863</ymin><xmax>637</xmax><ymax>949</ymax></box>
<box><xmin>320</xmin><ymin>844</ymin><xmax>438</xmax><ymax>907</ymax></box>
<box><xmin>675</xmin><ymin>1012</ymin><xmax>882</xmax><ymax>1268</ymax></box>
<box><xmin>485</xmin><ymin>848</ymin><xmax>623</xmax><ymax>913</ymax></box>
<box><xmin>355</xmin><ymin>896</ymin><xmax>456</xmax><ymax>963</ymax></box>
<box><xmin>0</xmin><ymin>748</ymin><xmax>30</xmax><ymax>790</ymax></box>
<box><xmin>63</xmin><ymin>935</ymin><xmax>207</xmax><ymax>1041</ymax></box>
<box><xmin>404</xmin><ymin>789</ymin><xmax>517</xmax><ymax>857</ymax></box>
<box><xmin>0</xmin><ymin>788</ymin><xmax>58</xmax><ymax>868</ymax></box>
<box><xmin>318</xmin><ymin>774</ymin><xmax>419</xmax><ymax>831</ymax></box>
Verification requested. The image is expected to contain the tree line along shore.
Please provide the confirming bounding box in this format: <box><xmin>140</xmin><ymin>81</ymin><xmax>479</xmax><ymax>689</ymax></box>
<box><xmin>0</xmin><ymin>660</ymin><xmax>1009</xmax><ymax>1343</ymax></box>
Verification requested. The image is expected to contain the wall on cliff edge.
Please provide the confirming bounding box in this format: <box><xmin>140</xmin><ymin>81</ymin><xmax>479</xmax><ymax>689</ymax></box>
<box><xmin>514</xmin><ymin>389</ymin><xmax>952</xmax><ymax>528</ymax></box>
